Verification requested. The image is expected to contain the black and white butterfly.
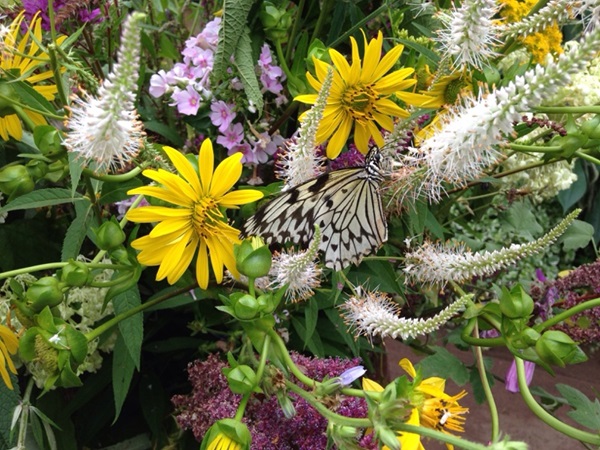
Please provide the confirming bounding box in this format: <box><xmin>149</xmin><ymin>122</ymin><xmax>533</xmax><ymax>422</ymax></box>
<box><xmin>241</xmin><ymin>147</ymin><xmax>387</xmax><ymax>271</ymax></box>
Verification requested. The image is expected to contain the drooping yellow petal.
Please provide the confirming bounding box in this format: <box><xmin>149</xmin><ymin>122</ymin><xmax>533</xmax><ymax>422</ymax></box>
<box><xmin>362</xmin><ymin>377</ymin><xmax>384</xmax><ymax>392</ymax></box>
<box><xmin>219</xmin><ymin>189</ymin><xmax>264</xmax><ymax>208</ymax></box>
<box><xmin>396</xmin><ymin>408</ymin><xmax>423</xmax><ymax>450</ymax></box>
<box><xmin>196</xmin><ymin>240</ymin><xmax>210</xmax><ymax>289</ymax></box>
<box><xmin>126</xmin><ymin>206</ymin><xmax>192</xmax><ymax>222</ymax></box>
<box><xmin>326</xmin><ymin>114</ymin><xmax>353</xmax><ymax>159</ymax></box>
<box><xmin>360</xmin><ymin>31</ymin><xmax>382</xmax><ymax>82</ymax></box>
<box><xmin>399</xmin><ymin>358</ymin><xmax>417</xmax><ymax>378</ymax></box>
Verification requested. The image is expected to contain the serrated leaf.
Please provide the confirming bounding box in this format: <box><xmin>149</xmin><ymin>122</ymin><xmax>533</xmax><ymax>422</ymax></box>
<box><xmin>561</xmin><ymin>219</ymin><xmax>594</xmax><ymax>251</ymax></box>
<box><xmin>212</xmin><ymin>0</ymin><xmax>255</xmax><ymax>80</ymax></box>
<box><xmin>61</xmin><ymin>199</ymin><xmax>93</xmax><ymax>261</ymax></box>
<box><xmin>112</xmin><ymin>331</ymin><xmax>136</xmax><ymax>423</ymax></box>
<box><xmin>556</xmin><ymin>384</ymin><xmax>600</xmax><ymax>430</ymax></box>
<box><xmin>113</xmin><ymin>286</ymin><xmax>143</xmax><ymax>370</ymax></box>
<box><xmin>0</xmin><ymin>188</ymin><xmax>85</xmax><ymax>214</ymax></box>
<box><xmin>233</xmin><ymin>26</ymin><xmax>264</xmax><ymax>114</ymax></box>
<box><xmin>68</xmin><ymin>152</ymin><xmax>84</xmax><ymax>197</ymax></box>
<box><xmin>420</xmin><ymin>346</ymin><xmax>470</xmax><ymax>386</ymax></box>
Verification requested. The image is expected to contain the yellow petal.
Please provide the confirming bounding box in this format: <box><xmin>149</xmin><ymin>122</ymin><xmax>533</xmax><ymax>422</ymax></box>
<box><xmin>362</xmin><ymin>377</ymin><xmax>384</xmax><ymax>392</ymax></box>
<box><xmin>196</xmin><ymin>240</ymin><xmax>210</xmax><ymax>289</ymax></box>
<box><xmin>149</xmin><ymin>217</ymin><xmax>192</xmax><ymax>237</ymax></box>
<box><xmin>210</xmin><ymin>152</ymin><xmax>243</xmax><ymax>198</ymax></box>
<box><xmin>142</xmin><ymin>169</ymin><xmax>198</xmax><ymax>204</ymax></box>
<box><xmin>326</xmin><ymin>114</ymin><xmax>353</xmax><ymax>159</ymax></box>
<box><xmin>353</xmin><ymin>122</ymin><xmax>372</xmax><ymax>154</ymax></box>
<box><xmin>372</xmin><ymin>43</ymin><xmax>404</xmax><ymax>81</ymax></box>
<box><xmin>0</xmin><ymin>351</ymin><xmax>14</xmax><ymax>390</ymax></box>
<box><xmin>295</xmin><ymin>93</ymin><xmax>319</xmax><ymax>104</ymax></box>
<box><xmin>329</xmin><ymin>47</ymin><xmax>352</xmax><ymax>80</ymax></box>
<box><xmin>199</xmin><ymin>138</ymin><xmax>214</xmax><ymax>194</ymax></box>
<box><xmin>361</xmin><ymin>31</ymin><xmax>383</xmax><ymax>82</ymax></box>
<box><xmin>398</xmin><ymin>408</ymin><xmax>423</xmax><ymax>450</ymax></box>
<box><xmin>395</xmin><ymin>91</ymin><xmax>436</xmax><ymax>108</ymax></box>
<box><xmin>0</xmin><ymin>325</ymin><xmax>18</xmax><ymax>353</ymax></box>
<box><xmin>163</xmin><ymin>146</ymin><xmax>202</xmax><ymax>195</ymax></box>
<box><xmin>399</xmin><ymin>358</ymin><xmax>417</xmax><ymax>378</ymax></box>
<box><xmin>126</xmin><ymin>206</ymin><xmax>191</xmax><ymax>223</ymax></box>
<box><xmin>219</xmin><ymin>189</ymin><xmax>264</xmax><ymax>208</ymax></box>
<box><xmin>127</xmin><ymin>186</ymin><xmax>191</xmax><ymax>208</ymax></box>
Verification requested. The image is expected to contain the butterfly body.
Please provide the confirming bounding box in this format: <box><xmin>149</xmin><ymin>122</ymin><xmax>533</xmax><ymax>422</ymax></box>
<box><xmin>241</xmin><ymin>148</ymin><xmax>387</xmax><ymax>271</ymax></box>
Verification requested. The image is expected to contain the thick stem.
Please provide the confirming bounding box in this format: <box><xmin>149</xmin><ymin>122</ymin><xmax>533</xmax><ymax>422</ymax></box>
<box><xmin>472</xmin><ymin>321</ymin><xmax>499</xmax><ymax>442</ymax></box>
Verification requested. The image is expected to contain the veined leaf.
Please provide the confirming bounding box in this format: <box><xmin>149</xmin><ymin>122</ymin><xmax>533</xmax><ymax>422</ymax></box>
<box><xmin>0</xmin><ymin>188</ymin><xmax>85</xmax><ymax>214</ymax></box>
<box><xmin>233</xmin><ymin>27</ymin><xmax>264</xmax><ymax>114</ymax></box>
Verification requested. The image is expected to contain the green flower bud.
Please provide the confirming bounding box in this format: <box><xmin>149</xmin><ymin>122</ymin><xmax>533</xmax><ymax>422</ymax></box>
<box><xmin>535</xmin><ymin>330</ymin><xmax>586</xmax><ymax>368</ymax></box>
<box><xmin>235</xmin><ymin>238</ymin><xmax>272</xmax><ymax>278</ymax></box>
<box><xmin>225</xmin><ymin>365</ymin><xmax>257</xmax><ymax>394</ymax></box>
<box><xmin>558</xmin><ymin>133</ymin><xmax>588</xmax><ymax>158</ymax></box>
<box><xmin>376</xmin><ymin>426</ymin><xmax>401</xmax><ymax>450</ymax></box>
<box><xmin>276</xmin><ymin>391</ymin><xmax>296</xmax><ymax>419</ymax></box>
<box><xmin>61</xmin><ymin>260</ymin><xmax>90</xmax><ymax>287</ymax></box>
<box><xmin>26</xmin><ymin>276</ymin><xmax>64</xmax><ymax>311</ymax></box>
<box><xmin>256</xmin><ymin>293</ymin><xmax>276</xmax><ymax>314</ymax></box>
<box><xmin>499</xmin><ymin>285</ymin><xmax>534</xmax><ymax>319</ymax></box>
<box><xmin>26</xmin><ymin>160</ymin><xmax>48</xmax><ymax>180</ymax></box>
<box><xmin>259</xmin><ymin>1</ymin><xmax>293</xmax><ymax>42</ymax></box>
<box><xmin>580</xmin><ymin>115</ymin><xmax>600</xmax><ymax>140</ymax></box>
<box><xmin>0</xmin><ymin>164</ymin><xmax>35</xmax><ymax>199</ymax></box>
<box><xmin>234</xmin><ymin>294</ymin><xmax>260</xmax><ymax>320</ymax></box>
<box><xmin>95</xmin><ymin>219</ymin><xmax>126</xmax><ymax>250</ymax></box>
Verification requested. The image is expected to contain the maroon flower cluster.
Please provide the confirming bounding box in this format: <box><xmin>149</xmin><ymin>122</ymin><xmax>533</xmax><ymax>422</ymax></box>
<box><xmin>531</xmin><ymin>261</ymin><xmax>600</xmax><ymax>345</ymax></box>
<box><xmin>172</xmin><ymin>352</ymin><xmax>378</xmax><ymax>449</ymax></box>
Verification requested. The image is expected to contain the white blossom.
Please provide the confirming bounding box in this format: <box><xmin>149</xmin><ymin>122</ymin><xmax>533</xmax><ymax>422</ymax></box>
<box><xmin>64</xmin><ymin>13</ymin><xmax>146</xmax><ymax>173</ymax></box>
<box><xmin>404</xmin><ymin>209</ymin><xmax>580</xmax><ymax>285</ymax></box>
<box><xmin>340</xmin><ymin>290</ymin><xmax>470</xmax><ymax>340</ymax></box>
<box><xmin>501</xmin><ymin>0</ymin><xmax>574</xmax><ymax>39</ymax></box>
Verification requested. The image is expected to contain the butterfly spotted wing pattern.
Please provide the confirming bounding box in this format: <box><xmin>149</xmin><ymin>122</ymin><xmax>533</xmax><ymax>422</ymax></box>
<box><xmin>241</xmin><ymin>148</ymin><xmax>387</xmax><ymax>271</ymax></box>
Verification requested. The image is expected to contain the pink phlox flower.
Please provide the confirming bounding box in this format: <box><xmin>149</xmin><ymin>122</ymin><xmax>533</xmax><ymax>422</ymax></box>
<box><xmin>171</xmin><ymin>85</ymin><xmax>202</xmax><ymax>115</ymax></box>
<box><xmin>209</xmin><ymin>100</ymin><xmax>236</xmax><ymax>132</ymax></box>
<box><xmin>149</xmin><ymin>70</ymin><xmax>171</xmax><ymax>98</ymax></box>
<box><xmin>195</xmin><ymin>17</ymin><xmax>221</xmax><ymax>50</ymax></box>
<box><xmin>257</xmin><ymin>44</ymin><xmax>285</xmax><ymax>95</ymax></box>
<box><xmin>216</xmin><ymin>122</ymin><xmax>245</xmax><ymax>150</ymax></box>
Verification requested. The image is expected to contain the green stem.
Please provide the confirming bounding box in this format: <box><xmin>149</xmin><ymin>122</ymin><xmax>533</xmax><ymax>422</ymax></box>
<box><xmin>234</xmin><ymin>394</ymin><xmax>251</xmax><ymax>422</ymax></box>
<box><xmin>84</xmin><ymin>284</ymin><xmax>196</xmax><ymax>341</ymax></box>
<box><xmin>274</xmin><ymin>40</ymin><xmax>293</xmax><ymax>80</ymax></box>
<box><xmin>88</xmin><ymin>273</ymin><xmax>136</xmax><ymax>288</ymax></box>
<box><xmin>83</xmin><ymin>174</ymin><xmax>103</xmax><ymax>227</ymax></box>
<box><xmin>268</xmin><ymin>328</ymin><xmax>318</xmax><ymax>387</ymax></box>
<box><xmin>515</xmin><ymin>357</ymin><xmax>600</xmax><ymax>445</ymax></box>
<box><xmin>11</xmin><ymin>105</ymin><xmax>38</xmax><ymax>132</ymax></box>
<box><xmin>285</xmin><ymin>381</ymin><xmax>371</xmax><ymax>428</ymax></box>
<box><xmin>15</xmin><ymin>378</ymin><xmax>35</xmax><ymax>450</ymax></box>
<box><xmin>285</xmin><ymin>0</ymin><xmax>305</xmax><ymax>62</ymax></box>
<box><xmin>47</xmin><ymin>43</ymin><xmax>68</xmax><ymax>107</ymax></box>
<box><xmin>472</xmin><ymin>321</ymin><xmax>499</xmax><ymax>442</ymax></box>
<box><xmin>510</xmin><ymin>143</ymin><xmax>563</xmax><ymax>153</ymax></box>
<box><xmin>534</xmin><ymin>297</ymin><xmax>600</xmax><ymax>333</ymax></box>
<box><xmin>82</xmin><ymin>166</ymin><xmax>143</xmax><ymax>182</ymax></box>
<box><xmin>574</xmin><ymin>150</ymin><xmax>600</xmax><ymax>166</ymax></box>
<box><xmin>0</xmin><ymin>262</ymin><xmax>68</xmax><ymax>280</ymax></box>
<box><xmin>235</xmin><ymin>333</ymin><xmax>272</xmax><ymax>421</ymax></box>
<box><xmin>534</xmin><ymin>106</ymin><xmax>600</xmax><ymax>114</ymax></box>
<box><xmin>311</xmin><ymin>0</ymin><xmax>335</xmax><ymax>42</ymax></box>
<box><xmin>461</xmin><ymin>318</ymin><xmax>504</xmax><ymax>348</ymax></box>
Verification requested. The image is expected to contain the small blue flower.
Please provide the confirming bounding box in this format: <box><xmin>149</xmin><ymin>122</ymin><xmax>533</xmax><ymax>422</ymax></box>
<box><xmin>337</xmin><ymin>365</ymin><xmax>367</xmax><ymax>386</ymax></box>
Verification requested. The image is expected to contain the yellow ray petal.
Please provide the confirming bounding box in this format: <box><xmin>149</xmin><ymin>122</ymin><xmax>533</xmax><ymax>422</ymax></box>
<box><xmin>163</xmin><ymin>146</ymin><xmax>202</xmax><ymax>195</ymax></box>
<box><xmin>198</xmin><ymin>139</ymin><xmax>214</xmax><ymax>193</ymax></box>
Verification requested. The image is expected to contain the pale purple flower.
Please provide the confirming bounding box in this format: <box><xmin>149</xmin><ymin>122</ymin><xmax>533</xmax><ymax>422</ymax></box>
<box><xmin>195</xmin><ymin>17</ymin><xmax>221</xmax><ymax>50</ymax></box>
<box><xmin>171</xmin><ymin>85</ymin><xmax>202</xmax><ymax>115</ymax></box>
<box><xmin>258</xmin><ymin>44</ymin><xmax>285</xmax><ymax>95</ymax></box>
<box><xmin>249</xmin><ymin>132</ymin><xmax>284</xmax><ymax>164</ymax></box>
<box><xmin>506</xmin><ymin>360</ymin><xmax>535</xmax><ymax>393</ymax></box>
<box><xmin>209</xmin><ymin>100</ymin><xmax>236</xmax><ymax>132</ymax></box>
<box><xmin>227</xmin><ymin>142</ymin><xmax>255</xmax><ymax>164</ymax></box>
<box><xmin>149</xmin><ymin>70</ymin><xmax>171</xmax><ymax>98</ymax></box>
<box><xmin>337</xmin><ymin>366</ymin><xmax>367</xmax><ymax>386</ymax></box>
<box><xmin>114</xmin><ymin>195</ymin><xmax>149</xmax><ymax>219</ymax></box>
<box><xmin>217</xmin><ymin>123</ymin><xmax>245</xmax><ymax>150</ymax></box>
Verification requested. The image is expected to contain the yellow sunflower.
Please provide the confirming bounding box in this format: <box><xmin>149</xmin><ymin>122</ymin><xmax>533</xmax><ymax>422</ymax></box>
<box><xmin>295</xmin><ymin>31</ymin><xmax>434</xmax><ymax>159</ymax></box>
<box><xmin>362</xmin><ymin>358</ymin><xmax>468</xmax><ymax>450</ymax></box>
<box><xmin>126</xmin><ymin>139</ymin><xmax>264</xmax><ymax>289</ymax></box>
<box><xmin>0</xmin><ymin>324</ymin><xmax>18</xmax><ymax>390</ymax></box>
<box><xmin>0</xmin><ymin>12</ymin><xmax>62</xmax><ymax>141</ymax></box>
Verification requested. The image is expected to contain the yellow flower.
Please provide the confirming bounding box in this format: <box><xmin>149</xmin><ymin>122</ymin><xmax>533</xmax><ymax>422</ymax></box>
<box><xmin>0</xmin><ymin>324</ymin><xmax>18</xmax><ymax>390</ymax></box>
<box><xmin>207</xmin><ymin>432</ymin><xmax>242</xmax><ymax>450</ymax></box>
<box><xmin>499</xmin><ymin>0</ymin><xmax>563</xmax><ymax>63</ymax></box>
<box><xmin>0</xmin><ymin>12</ymin><xmax>63</xmax><ymax>141</ymax></box>
<box><xmin>362</xmin><ymin>358</ymin><xmax>468</xmax><ymax>450</ymax></box>
<box><xmin>295</xmin><ymin>31</ymin><xmax>433</xmax><ymax>159</ymax></box>
<box><xmin>126</xmin><ymin>139</ymin><xmax>263</xmax><ymax>289</ymax></box>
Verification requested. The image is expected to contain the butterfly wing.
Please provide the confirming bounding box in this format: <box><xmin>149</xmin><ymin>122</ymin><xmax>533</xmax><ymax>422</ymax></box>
<box><xmin>241</xmin><ymin>165</ymin><xmax>387</xmax><ymax>271</ymax></box>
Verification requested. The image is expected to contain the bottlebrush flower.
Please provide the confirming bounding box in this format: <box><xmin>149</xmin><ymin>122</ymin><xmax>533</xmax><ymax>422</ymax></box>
<box><xmin>64</xmin><ymin>12</ymin><xmax>145</xmax><ymax>173</ymax></box>
<box><xmin>404</xmin><ymin>209</ymin><xmax>580</xmax><ymax>285</ymax></box>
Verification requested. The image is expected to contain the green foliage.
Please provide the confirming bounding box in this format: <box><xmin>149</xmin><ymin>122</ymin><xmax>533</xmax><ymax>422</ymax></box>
<box><xmin>420</xmin><ymin>346</ymin><xmax>470</xmax><ymax>386</ymax></box>
<box><xmin>555</xmin><ymin>384</ymin><xmax>600</xmax><ymax>431</ymax></box>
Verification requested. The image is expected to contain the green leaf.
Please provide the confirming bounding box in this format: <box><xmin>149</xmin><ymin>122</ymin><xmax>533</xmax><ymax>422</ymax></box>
<box><xmin>68</xmin><ymin>152</ymin><xmax>84</xmax><ymax>198</ymax></box>
<box><xmin>0</xmin><ymin>188</ymin><xmax>85</xmax><ymax>214</ymax></box>
<box><xmin>212</xmin><ymin>0</ymin><xmax>255</xmax><ymax>80</ymax></box>
<box><xmin>113</xmin><ymin>286</ymin><xmax>143</xmax><ymax>370</ymax></box>
<box><xmin>233</xmin><ymin>26</ymin><xmax>264</xmax><ymax>114</ymax></box>
<box><xmin>558</xmin><ymin>159</ymin><xmax>587</xmax><ymax>212</ymax></box>
<box><xmin>112</xmin><ymin>331</ymin><xmax>136</xmax><ymax>423</ymax></box>
<box><xmin>291</xmin><ymin>317</ymin><xmax>325</xmax><ymax>357</ymax></box>
<box><xmin>420</xmin><ymin>346</ymin><xmax>470</xmax><ymax>386</ymax></box>
<box><xmin>560</xmin><ymin>219</ymin><xmax>594</xmax><ymax>251</ymax></box>
<box><xmin>556</xmin><ymin>384</ymin><xmax>600</xmax><ymax>430</ymax></box>
<box><xmin>61</xmin><ymin>199</ymin><xmax>93</xmax><ymax>261</ymax></box>
<box><xmin>303</xmin><ymin>297</ymin><xmax>319</xmax><ymax>347</ymax></box>
<box><xmin>503</xmin><ymin>201</ymin><xmax>543</xmax><ymax>240</ymax></box>
<box><xmin>323</xmin><ymin>307</ymin><xmax>359</xmax><ymax>355</ymax></box>
<box><xmin>0</xmin><ymin>373</ymin><xmax>19</xmax><ymax>449</ymax></box>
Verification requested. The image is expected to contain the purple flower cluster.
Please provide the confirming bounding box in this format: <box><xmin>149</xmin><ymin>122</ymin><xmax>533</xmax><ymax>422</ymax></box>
<box><xmin>22</xmin><ymin>0</ymin><xmax>102</xmax><ymax>31</ymax></box>
<box><xmin>172</xmin><ymin>352</ymin><xmax>377</xmax><ymax>449</ymax></box>
<box><xmin>530</xmin><ymin>261</ymin><xmax>600</xmax><ymax>345</ymax></box>
<box><xmin>149</xmin><ymin>19</ymin><xmax>287</xmax><ymax>165</ymax></box>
